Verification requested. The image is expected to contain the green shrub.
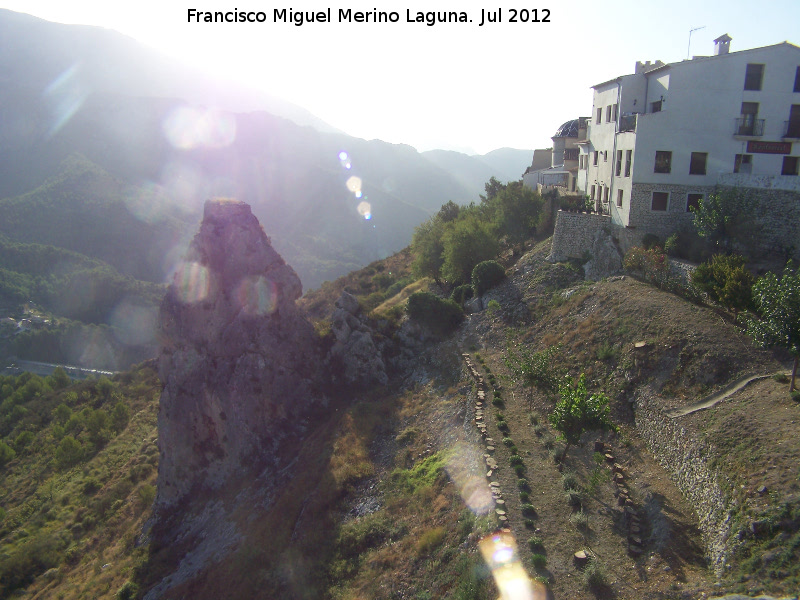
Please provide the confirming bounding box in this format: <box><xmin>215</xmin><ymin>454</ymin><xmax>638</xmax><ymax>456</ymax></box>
<box><xmin>570</xmin><ymin>509</ymin><xmax>589</xmax><ymax>529</ymax></box>
<box><xmin>450</xmin><ymin>284</ymin><xmax>474</xmax><ymax>306</ymax></box>
<box><xmin>519</xmin><ymin>491</ymin><xmax>530</xmax><ymax>503</ymax></box>
<box><xmin>509</xmin><ymin>455</ymin><xmax>523</xmax><ymax>466</ymax></box>
<box><xmin>527</xmin><ymin>535</ymin><xmax>544</xmax><ymax>551</ymax></box>
<box><xmin>487</xmin><ymin>299</ymin><xmax>501</xmax><ymax>314</ymax></box>
<box><xmin>0</xmin><ymin>440</ymin><xmax>16</xmax><ymax>467</ymax></box>
<box><xmin>583</xmin><ymin>560</ymin><xmax>607</xmax><ymax>591</ymax></box>
<box><xmin>517</xmin><ymin>479</ymin><xmax>530</xmax><ymax>492</ymax></box>
<box><xmin>502</xmin><ymin>437</ymin><xmax>514</xmax><ymax>447</ymax></box>
<box><xmin>530</xmin><ymin>553</ymin><xmax>547</xmax><ymax>569</ymax></box>
<box><xmin>565</xmin><ymin>488</ymin><xmax>584</xmax><ymax>507</ymax></box>
<box><xmin>513</xmin><ymin>464</ymin><xmax>527</xmax><ymax>477</ymax></box>
<box><xmin>406</xmin><ymin>291</ymin><xmax>464</xmax><ymax>334</ymax></box>
<box><xmin>416</xmin><ymin>526</ymin><xmax>446</xmax><ymax>556</ymax></box>
<box><xmin>116</xmin><ymin>581</ymin><xmax>139</xmax><ymax>600</ymax></box>
<box><xmin>520</xmin><ymin>503</ymin><xmax>537</xmax><ymax>517</ymax></box>
<box><xmin>561</xmin><ymin>470</ymin><xmax>578</xmax><ymax>490</ymax></box>
<box><xmin>471</xmin><ymin>260</ymin><xmax>506</xmax><ymax>296</ymax></box>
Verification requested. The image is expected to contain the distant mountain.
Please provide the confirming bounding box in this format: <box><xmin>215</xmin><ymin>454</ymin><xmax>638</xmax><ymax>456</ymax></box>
<box><xmin>479</xmin><ymin>147</ymin><xmax>536</xmax><ymax>181</ymax></box>
<box><xmin>0</xmin><ymin>9</ymin><xmax>481</xmax><ymax>291</ymax></box>
<box><xmin>0</xmin><ymin>8</ymin><xmax>335</xmax><ymax>133</ymax></box>
<box><xmin>422</xmin><ymin>147</ymin><xmax>533</xmax><ymax>199</ymax></box>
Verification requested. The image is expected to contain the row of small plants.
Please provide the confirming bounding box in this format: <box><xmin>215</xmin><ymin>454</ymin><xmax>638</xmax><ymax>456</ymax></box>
<box><xmin>473</xmin><ymin>353</ymin><xmax>546</xmax><ymax>579</ymax></box>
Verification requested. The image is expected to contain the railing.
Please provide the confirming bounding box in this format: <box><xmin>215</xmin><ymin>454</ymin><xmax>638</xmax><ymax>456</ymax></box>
<box><xmin>733</xmin><ymin>117</ymin><xmax>765</xmax><ymax>137</ymax></box>
<box><xmin>618</xmin><ymin>114</ymin><xmax>637</xmax><ymax>133</ymax></box>
<box><xmin>784</xmin><ymin>120</ymin><xmax>800</xmax><ymax>139</ymax></box>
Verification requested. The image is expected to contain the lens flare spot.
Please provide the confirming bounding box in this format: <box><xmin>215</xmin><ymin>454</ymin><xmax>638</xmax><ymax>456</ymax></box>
<box><xmin>346</xmin><ymin>176</ymin><xmax>362</xmax><ymax>194</ymax></box>
<box><xmin>479</xmin><ymin>532</ymin><xmax>543</xmax><ymax>600</ymax></box>
<box><xmin>43</xmin><ymin>64</ymin><xmax>89</xmax><ymax>136</ymax></box>
<box><xmin>172</xmin><ymin>262</ymin><xmax>210</xmax><ymax>304</ymax></box>
<box><xmin>162</xmin><ymin>106</ymin><xmax>236</xmax><ymax>149</ymax></box>
<box><xmin>445</xmin><ymin>442</ymin><xmax>494</xmax><ymax>515</ymax></box>
<box><xmin>109</xmin><ymin>300</ymin><xmax>158</xmax><ymax>346</ymax></box>
<box><xmin>357</xmin><ymin>201</ymin><xmax>372</xmax><ymax>220</ymax></box>
<box><xmin>355</xmin><ymin>191</ymin><xmax>362</xmax><ymax>199</ymax></box>
<box><xmin>236</xmin><ymin>276</ymin><xmax>277</xmax><ymax>316</ymax></box>
<box><xmin>338</xmin><ymin>151</ymin><xmax>348</xmax><ymax>161</ymax></box>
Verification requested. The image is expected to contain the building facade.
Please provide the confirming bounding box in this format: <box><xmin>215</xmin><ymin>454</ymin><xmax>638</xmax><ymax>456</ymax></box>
<box><xmin>523</xmin><ymin>118</ymin><xmax>589</xmax><ymax>193</ymax></box>
<box><xmin>576</xmin><ymin>35</ymin><xmax>800</xmax><ymax>239</ymax></box>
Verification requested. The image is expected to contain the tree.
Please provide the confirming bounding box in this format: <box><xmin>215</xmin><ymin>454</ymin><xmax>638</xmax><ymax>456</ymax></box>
<box><xmin>55</xmin><ymin>435</ymin><xmax>83</xmax><ymax>469</ymax></box>
<box><xmin>549</xmin><ymin>373</ymin><xmax>614</xmax><ymax>461</ymax></box>
<box><xmin>0</xmin><ymin>440</ymin><xmax>15</xmax><ymax>468</ymax></box>
<box><xmin>492</xmin><ymin>182</ymin><xmax>544</xmax><ymax>253</ymax></box>
<box><xmin>441</xmin><ymin>216</ymin><xmax>500</xmax><ymax>284</ymax></box>
<box><xmin>479</xmin><ymin>176</ymin><xmax>505</xmax><ymax>203</ymax></box>
<box><xmin>471</xmin><ymin>260</ymin><xmax>506</xmax><ymax>297</ymax></box>
<box><xmin>691</xmin><ymin>188</ymin><xmax>761</xmax><ymax>254</ymax></box>
<box><xmin>746</xmin><ymin>264</ymin><xmax>800</xmax><ymax>391</ymax></box>
<box><xmin>691</xmin><ymin>254</ymin><xmax>754</xmax><ymax>319</ymax></box>
<box><xmin>411</xmin><ymin>218</ymin><xmax>446</xmax><ymax>284</ymax></box>
<box><xmin>406</xmin><ymin>291</ymin><xmax>463</xmax><ymax>334</ymax></box>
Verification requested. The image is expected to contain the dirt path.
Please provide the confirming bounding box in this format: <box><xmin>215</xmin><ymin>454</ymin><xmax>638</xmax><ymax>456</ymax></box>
<box><xmin>665</xmin><ymin>373</ymin><xmax>777</xmax><ymax>417</ymax></box>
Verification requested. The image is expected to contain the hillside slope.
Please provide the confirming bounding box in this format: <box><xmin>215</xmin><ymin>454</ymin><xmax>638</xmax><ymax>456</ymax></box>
<box><xmin>1</xmin><ymin>237</ymin><xmax>798</xmax><ymax>599</ymax></box>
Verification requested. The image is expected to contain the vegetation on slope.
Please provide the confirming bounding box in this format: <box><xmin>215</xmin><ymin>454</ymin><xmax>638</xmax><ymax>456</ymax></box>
<box><xmin>0</xmin><ymin>363</ymin><xmax>160</xmax><ymax>599</ymax></box>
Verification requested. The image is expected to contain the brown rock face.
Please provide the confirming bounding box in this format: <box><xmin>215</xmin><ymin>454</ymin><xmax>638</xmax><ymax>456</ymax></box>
<box><xmin>156</xmin><ymin>199</ymin><xmax>322</xmax><ymax>509</ymax></box>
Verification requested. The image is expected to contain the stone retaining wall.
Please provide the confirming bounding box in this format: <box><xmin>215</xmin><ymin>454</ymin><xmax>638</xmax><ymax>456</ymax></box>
<box><xmin>634</xmin><ymin>390</ymin><xmax>735</xmax><ymax>575</ymax></box>
<box><xmin>548</xmin><ymin>211</ymin><xmax>613</xmax><ymax>262</ymax></box>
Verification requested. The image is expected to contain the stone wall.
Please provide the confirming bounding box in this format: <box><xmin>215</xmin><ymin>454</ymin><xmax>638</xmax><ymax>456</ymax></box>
<box><xmin>629</xmin><ymin>183</ymin><xmax>800</xmax><ymax>258</ymax></box>
<box><xmin>634</xmin><ymin>390</ymin><xmax>734</xmax><ymax>575</ymax></box>
<box><xmin>547</xmin><ymin>211</ymin><xmax>612</xmax><ymax>262</ymax></box>
<box><xmin>628</xmin><ymin>183</ymin><xmax>708</xmax><ymax>239</ymax></box>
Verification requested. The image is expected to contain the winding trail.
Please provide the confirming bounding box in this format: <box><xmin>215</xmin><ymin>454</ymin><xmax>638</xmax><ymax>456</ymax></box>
<box><xmin>665</xmin><ymin>372</ymin><xmax>783</xmax><ymax>418</ymax></box>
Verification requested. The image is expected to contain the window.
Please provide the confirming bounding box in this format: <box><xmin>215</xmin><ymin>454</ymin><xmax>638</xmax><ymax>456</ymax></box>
<box><xmin>744</xmin><ymin>63</ymin><xmax>765</xmax><ymax>91</ymax></box>
<box><xmin>625</xmin><ymin>150</ymin><xmax>632</xmax><ymax>177</ymax></box>
<box><xmin>604</xmin><ymin>186</ymin><xmax>610</xmax><ymax>203</ymax></box>
<box><xmin>590</xmin><ymin>185</ymin><xmax>596</xmax><ymax>200</ymax></box>
<box><xmin>782</xmin><ymin>156</ymin><xmax>799</xmax><ymax>176</ymax></box>
<box><xmin>606</xmin><ymin>105</ymin><xmax>612</xmax><ymax>122</ymax></box>
<box><xmin>734</xmin><ymin>154</ymin><xmax>753</xmax><ymax>174</ymax></box>
<box><xmin>787</xmin><ymin>105</ymin><xmax>800</xmax><ymax>137</ymax></box>
<box><xmin>613</xmin><ymin>103</ymin><xmax>619</xmax><ymax>122</ymax></box>
<box><xmin>615</xmin><ymin>150</ymin><xmax>622</xmax><ymax>176</ymax></box>
<box><xmin>654</xmin><ymin>150</ymin><xmax>672</xmax><ymax>173</ymax></box>
<box><xmin>650</xmin><ymin>100</ymin><xmax>662</xmax><ymax>113</ymax></box>
<box><xmin>795</xmin><ymin>66</ymin><xmax>800</xmax><ymax>93</ymax></box>
<box><xmin>593</xmin><ymin>151</ymin><xmax>599</xmax><ymax>166</ymax></box>
<box><xmin>604</xmin><ymin>151</ymin><xmax>608</xmax><ymax>162</ymax></box>
<box><xmin>738</xmin><ymin>102</ymin><xmax>760</xmax><ymax>135</ymax></box>
<box><xmin>686</xmin><ymin>193</ymin><xmax>703</xmax><ymax>212</ymax></box>
<box><xmin>596</xmin><ymin>107</ymin><xmax>602</xmax><ymax>124</ymax></box>
<box><xmin>689</xmin><ymin>152</ymin><xmax>708</xmax><ymax>175</ymax></box>
<box><xmin>651</xmin><ymin>191</ymin><xmax>669</xmax><ymax>211</ymax></box>
<box><xmin>616</xmin><ymin>189</ymin><xmax>623</xmax><ymax>208</ymax></box>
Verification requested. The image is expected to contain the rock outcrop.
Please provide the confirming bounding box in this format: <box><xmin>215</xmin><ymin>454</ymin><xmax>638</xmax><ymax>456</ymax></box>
<box><xmin>329</xmin><ymin>291</ymin><xmax>388</xmax><ymax>387</ymax></box>
<box><xmin>156</xmin><ymin>199</ymin><xmax>323</xmax><ymax>509</ymax></box>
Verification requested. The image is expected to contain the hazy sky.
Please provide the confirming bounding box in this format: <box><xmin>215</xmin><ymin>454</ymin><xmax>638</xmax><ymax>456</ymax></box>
<box><xmin>3</xmin><ymin>0</ymin><xmax>799</xmax><ymax>154</ymax></box>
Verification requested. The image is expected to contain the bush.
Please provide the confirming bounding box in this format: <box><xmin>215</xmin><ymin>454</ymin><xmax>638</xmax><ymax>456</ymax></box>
<box><xmin>450</xmin><ymin>284</ymin><xmax>474</xmax><ymax>306</ymax></box>
<box><xmin>513</xmin><ymin>464</ymin><xmax>527</xmax><ymax>477</ymax></box>
<box><xmin>55</xmin><ymin>436</ymin><xmax>83</xmax><ymax>469</ymax></box>
<box><xmin>583</xmin><ymin>560</ymin><xmax>608</xmax><ymax>591</ymax></box>
<box><xmin>561</xmin><ymin>470</ymin><xmax>578</xmax><ymax>490</ymax></box>
<box><xmin>406</xmin><ymin>291</ymin><xmax>464</xmax><ymax>334</ymax></box>
<box><xmin>565</xmin><ymin>488</ymin><xmax>584</xmax><ymax>507</ymax></box>
<box><xmin>0</xmin><ymin>440</ymin><xmax>16</xmax><ymax>467</ymax></box>
<box><xmin>691</xmin><ymin>253</ymin><xmax>754</xmax><ymax>317</ymax></box>
<box><xmin>530</xmin><ymin>553</ymin><xmax>547</xmax><ymax>569</ymax></box>
<box><xmin>570</xmin><ymin>509</ymin><xmax>589</xmax><ymax>530</ymax></box>
<box><xmin>472</xmin><ymin>261</ymin><xmax>506</xmax><ymax>296</ymax></box>
<box><xmin>517</xmin><ymin>479</ymin><xmax>530</xmax><ymax>492</ymax></box>
<box><xmin>520</xmin><ymin>503</ymin><xmax>537</xmax><ymax>517</ymax></box>
<box><xmin>502</xmin><ymin>437</ymin><xmax>514</xmax><ymax>447</ymax></box>
<box><xmin>116</xmin><ymin>581</ymin><xmax>139</xmax><ymax>600</ymax></box>
<box><xmin>416</xmin><ymin>526</ymin><xmax>446</xmax><ymax>556</ymax></box>
<box><xmin>519</xmin><ymin>491</ymin><xmax>530</xmax><ymax>503</ymax></box>
<box><xmin>527</xmin><ymin>535</ymin><xmax>544</xmax><ymax>551</ymax></box>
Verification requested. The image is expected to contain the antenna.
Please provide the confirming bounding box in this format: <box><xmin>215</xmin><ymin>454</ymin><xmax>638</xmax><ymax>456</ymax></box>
<box><xmin>687</xmin><ymin>25</ymin><xmax>706</xmax><ymax>59</ymax></box>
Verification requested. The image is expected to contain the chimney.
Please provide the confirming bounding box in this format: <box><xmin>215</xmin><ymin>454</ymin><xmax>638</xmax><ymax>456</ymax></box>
<box><xmin>714</xmin><ymin>34</ymin><xmax>732</xmax><ymax>56</ymax></box>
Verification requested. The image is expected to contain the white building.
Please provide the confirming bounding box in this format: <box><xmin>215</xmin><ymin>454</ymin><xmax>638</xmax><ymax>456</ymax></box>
<box><xmin>576</xmin><ymin>35</ymin><xmax>800</xmax><ymax>238</ymax></box>
<box><xmin>523</xmin><ymin>118</ymin><xmax>589</xmax><ymax>193</ymax></box>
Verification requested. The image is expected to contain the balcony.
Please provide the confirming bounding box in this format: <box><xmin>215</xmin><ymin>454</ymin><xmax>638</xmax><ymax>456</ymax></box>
<box><xmin>783</xmin><ymin>120</ymin><xmax>800</xmax><ymax>139</ymax></box>
<box><xmin>618</xmin><ymin>114</ymin><xmax>637</xmax><ymax>133</ymax></box>
<box><xmin>734</xmin><ymin>117</ymin><xmax>765</xmax><ymax>137</ymax></box>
